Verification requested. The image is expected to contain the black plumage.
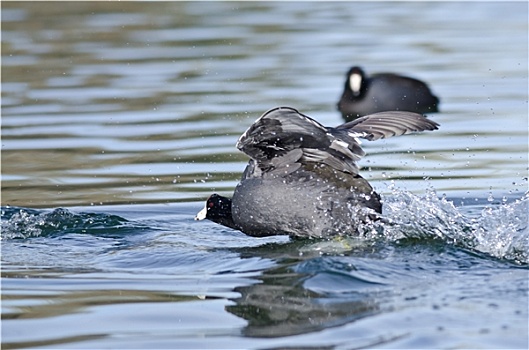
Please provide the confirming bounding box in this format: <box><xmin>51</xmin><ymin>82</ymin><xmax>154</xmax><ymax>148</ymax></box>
<box><xmin>196</xmin><ymin>107</ymin><xmax>439</xmax><ymax>238</ymax></box>
<box><xmin>338</xmin><ymin>66</ymin><xmax>440</xmax><ymax>121</ymax></box>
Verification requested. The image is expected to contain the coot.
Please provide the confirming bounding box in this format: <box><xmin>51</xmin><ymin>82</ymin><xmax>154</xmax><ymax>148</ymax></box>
<box><xmin>196</xmin><ymin>107</ymin><xmax>439</xmax><ymax>238</ymax></box>
<box><xmin>338</xmin><ymin>66</ymin><xmax>440</xmax><ymax>121</ymax></box>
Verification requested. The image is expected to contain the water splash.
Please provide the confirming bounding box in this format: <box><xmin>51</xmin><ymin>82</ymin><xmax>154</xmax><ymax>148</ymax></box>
<box><xmin>470</xmin><ymin>195</ymin><xmax>528</xmax><ymax>264</ymax></box>
<box><xmin>358</xmin><ymin>187</ymin><xmax>529</xmax><ymax>265</ymax></box>
<box><xmin>2</xmin><ymin>189</ymin><xmax>527</xmax><ymax>265</ymax></box>
<box><xmin>0</xmin><ymin>206</ymin><xmax>142</xmax><ymax>240</ymax></box>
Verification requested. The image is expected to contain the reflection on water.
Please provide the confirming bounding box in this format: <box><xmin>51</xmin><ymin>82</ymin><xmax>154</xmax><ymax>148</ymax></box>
<box><xmin>2</xmin><ymin>197</ymin><xmax>528</xmax><ymax>348</ymax></box>
<box><xmin>227</xmin><ymin>239</ymin><xmax>528</xmax><ymax>347</ymax></box>
<box><xmin>2</xmin><ymin>1</ymin><xmax>528</xmax><ymax>208</ymax></box>
<box><xmin>228</xmin><ymin>266</ymin><xmax>380</xmax><ymax>338</ymax></box>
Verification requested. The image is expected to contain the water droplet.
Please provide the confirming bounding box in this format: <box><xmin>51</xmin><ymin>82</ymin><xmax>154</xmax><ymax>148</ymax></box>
<box><xmin>487</xmin><ymin>192</ymin><xmax>494</xmax><ymax>202</ymax></box>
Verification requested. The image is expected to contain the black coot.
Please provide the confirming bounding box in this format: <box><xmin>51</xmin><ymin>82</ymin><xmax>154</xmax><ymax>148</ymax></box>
<box><xmin>338</xmin><ymin>66</ymin><xmax>440</xmax><ymax>121</ymax></box>
<box><xmin>196</xmin><ymin>107</ymin><xmax>439</xmax><ymax>238</ymax></box>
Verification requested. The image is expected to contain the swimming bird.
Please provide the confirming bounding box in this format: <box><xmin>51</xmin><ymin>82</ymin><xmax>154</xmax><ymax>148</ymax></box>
<box><xmin>338</xmin><ymin>66</ymin><xmax>440</xmax><ymax>121</ymax></box>
<box><xmin>196</xmin><ymin>107</ymin><xmax>439</xmax><ymax>238</ymax></box>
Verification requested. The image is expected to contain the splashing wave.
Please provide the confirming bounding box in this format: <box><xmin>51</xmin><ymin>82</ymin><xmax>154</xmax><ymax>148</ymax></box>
<box><xmin>358</xmin><ymin>187</ymin><xmax>529</xmax><ymax>265</ymax></box>
<box><xmin>0</xmin><ymin>207</ymin><xmax>142</xmax><ymax>239</ymax></box>
<box><xmin>2</xmin><ymin>189</ymin><xmax>527</xmax><ymax>265</ymax></box>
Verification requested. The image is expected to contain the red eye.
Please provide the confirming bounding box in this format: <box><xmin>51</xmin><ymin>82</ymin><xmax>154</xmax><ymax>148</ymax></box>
<box><xmin>208</xmin><ymin>202</ymin><xmax>214</xmax><ymax>208</ymax></box>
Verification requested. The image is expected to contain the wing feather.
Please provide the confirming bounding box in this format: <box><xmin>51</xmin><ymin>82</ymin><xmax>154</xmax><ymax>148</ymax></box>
<box><xmin>336</xmin><ymin>111</ymin><xmax>439</xmax><ymax>141</ymax></box>
<box><xmin>236</xmin><ymin>107</ymin><xmax>439</xmax><ymax>176</ymax></box>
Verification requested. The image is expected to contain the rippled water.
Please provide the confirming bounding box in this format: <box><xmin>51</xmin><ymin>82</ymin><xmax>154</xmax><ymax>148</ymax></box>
<box><xmin>2</xmin><ymin>2</ymin><xmax>528</xmax><ymax>349</ymax></box>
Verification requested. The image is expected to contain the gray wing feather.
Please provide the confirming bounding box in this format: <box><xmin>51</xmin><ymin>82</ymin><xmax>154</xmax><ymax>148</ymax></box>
<box><xmin>237</xmin><ymin>108</ymin><xmax>439</xmax><ymax>176</ymax></box>
<box><xmin>336</xmin><ymin>111</ymin><xmax>439</xmax><ymax>141</ymax></box>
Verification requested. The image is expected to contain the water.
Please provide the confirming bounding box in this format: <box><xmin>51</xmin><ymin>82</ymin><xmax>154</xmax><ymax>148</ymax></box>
<box><xmin>1</xmin><ymin>2</ymin><xmax>528</xmax><ymax>349</ymax></box>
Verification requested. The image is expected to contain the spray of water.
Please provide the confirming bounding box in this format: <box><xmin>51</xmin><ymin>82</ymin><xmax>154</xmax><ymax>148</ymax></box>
<box><xmin>357</xmin><ymin>186</ymin><xmax>528</xmax><ymax>265</ymax></box>
<box><xmin>2</xmin><ymin>189</ymin><xmax>527</xmax><ymax>264</ymax></box>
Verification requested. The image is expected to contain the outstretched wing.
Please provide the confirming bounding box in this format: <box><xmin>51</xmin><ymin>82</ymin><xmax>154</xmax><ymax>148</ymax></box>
<box><xmin>334</xmin><ymin>111</ymin><xmax>439</xmax><ymax>141</ymax></box>
<box><xmin>236</xmin><ymin>106</ymin><xmax>329</xmax><ymax>164</ymax></box>
<box><xmin>237</xmin><ymin>107</ymin><xmax>439</xmax><ymax>175</ymax></box>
